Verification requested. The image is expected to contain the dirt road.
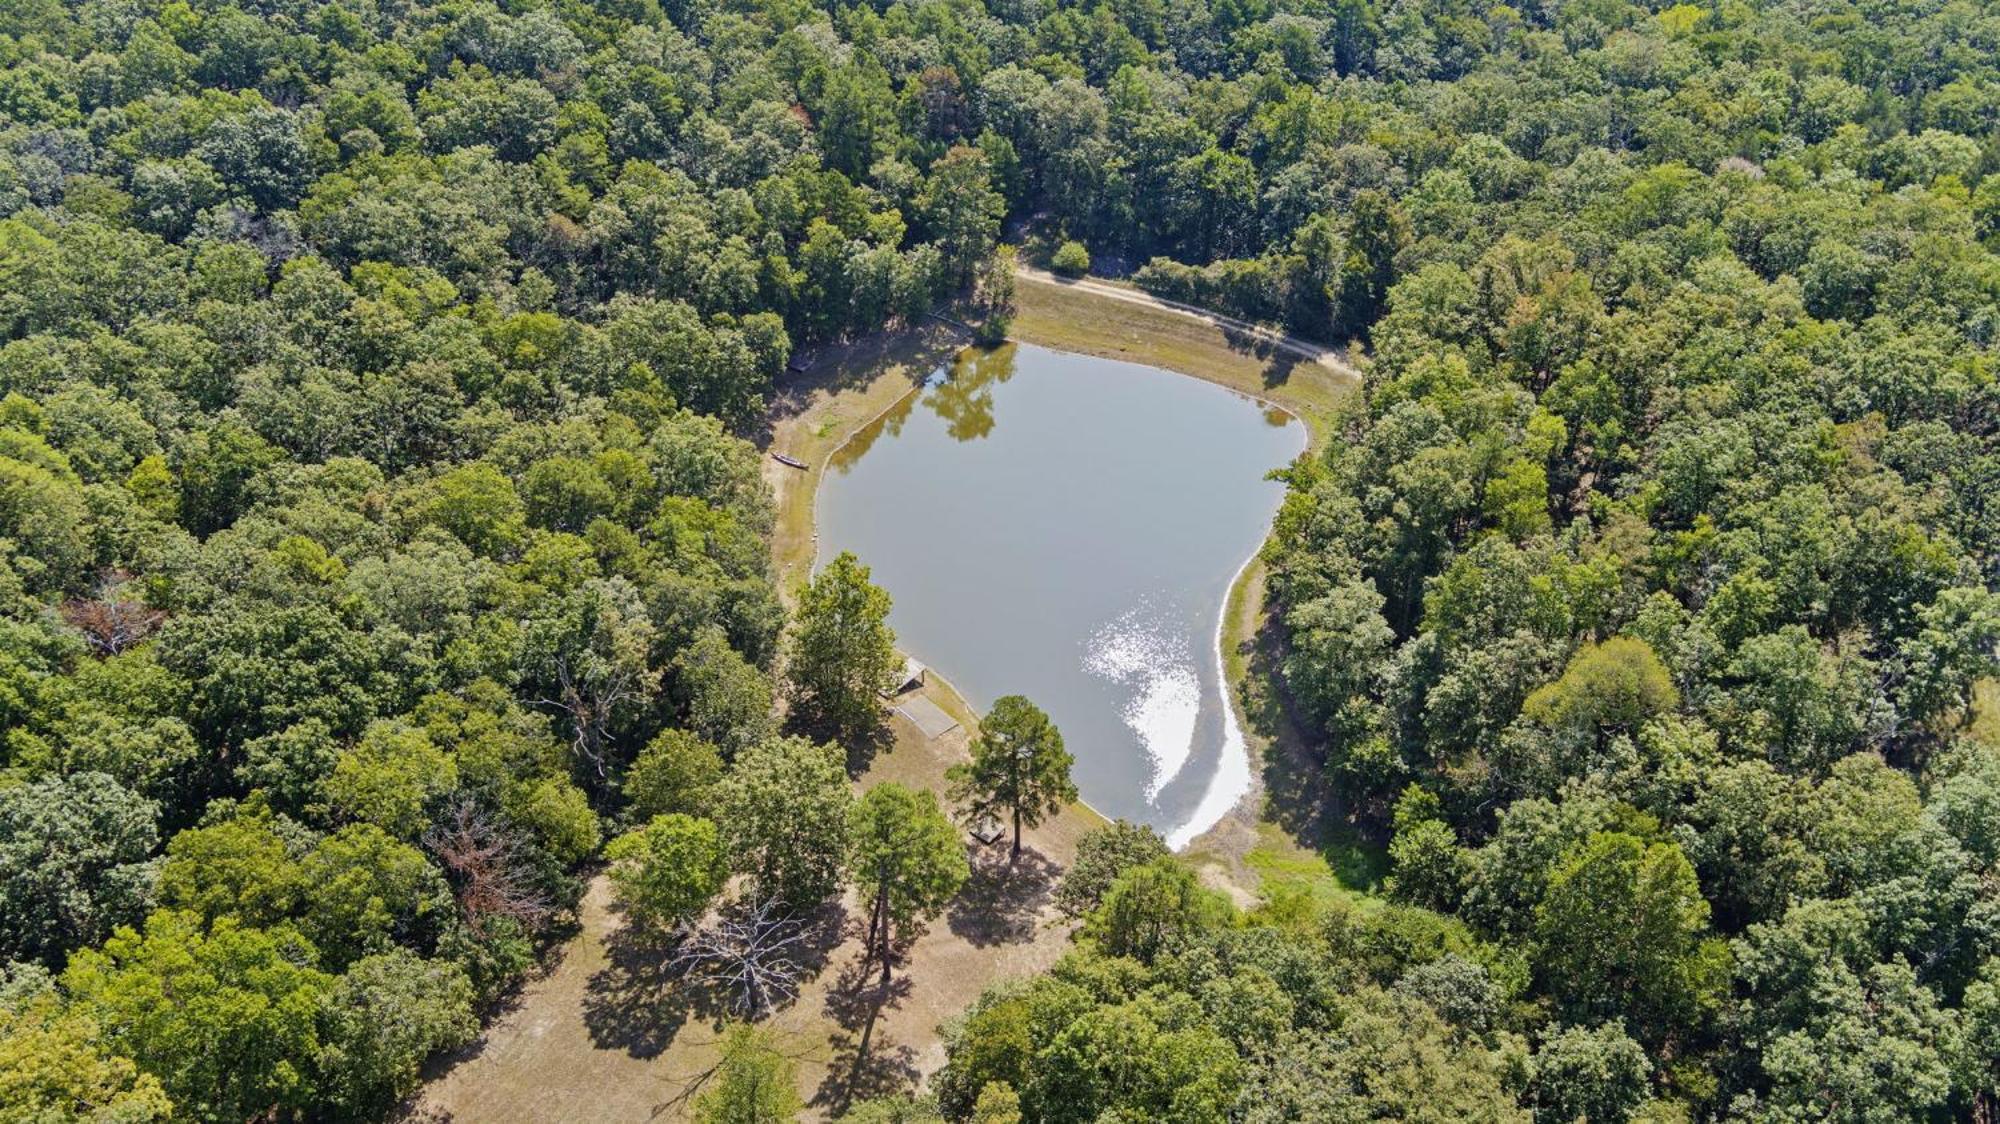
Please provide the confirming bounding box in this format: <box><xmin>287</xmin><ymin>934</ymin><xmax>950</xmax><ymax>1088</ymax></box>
<box><xmin>1014</xmin><ymin>267</ymin><xmax>1362</xmax><ymax>381</ymax></box>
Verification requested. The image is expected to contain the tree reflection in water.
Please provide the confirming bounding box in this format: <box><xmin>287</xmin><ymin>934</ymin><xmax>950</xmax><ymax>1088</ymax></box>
<box><xmin>922</xmin><ymin>343</ymin><xmax>1018</xmax><ymax>443</ymax></box>
<box><xmin>828</xmin><ymin>343</ymin><xmax>1020</xmax><ymax>473</ymax></box>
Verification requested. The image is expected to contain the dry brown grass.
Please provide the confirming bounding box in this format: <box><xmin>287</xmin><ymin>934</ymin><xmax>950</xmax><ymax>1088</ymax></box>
<box><xmin>410</xmin><ymin>691</ymin><xmax>1098</xmax><ymax>1123</ymax></box>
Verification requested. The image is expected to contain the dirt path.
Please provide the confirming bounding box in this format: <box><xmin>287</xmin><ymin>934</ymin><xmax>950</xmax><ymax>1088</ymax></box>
<box><xmin>1009</xmin><ymin>271</ymin><xmax>1359</xmax><ymax>450</ymax></box>
<box><xmin>1014</xmin><ymin>267</ymin><xmax>1362</xmax><ymax>383</ymax></box>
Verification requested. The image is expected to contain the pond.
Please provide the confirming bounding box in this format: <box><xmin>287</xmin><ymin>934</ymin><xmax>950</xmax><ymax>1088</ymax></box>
<box><xmin>815</xmin><ymin>342</ymin><xmax>1306</xmax><ymax>848</ymax></box>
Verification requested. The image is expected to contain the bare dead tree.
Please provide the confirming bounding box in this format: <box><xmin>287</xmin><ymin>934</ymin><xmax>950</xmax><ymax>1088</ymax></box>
<box><xmin>424</xmin><ymin>799</ymin><xmax>551</xmax><ymax>936</ymax></box>
<box><xmin>524</xmin><ymin>580</ymin><xmax>660</xmax><ymax>785</ymax></box>
<box><xmin>60</xmin><ymin>573</ymin><xmax>166</xmax><ymax>657</ymax></box>
<box><xmin>671</xmin><ymin>899</ymin><xmax>812</xmax><ymax>1020</ymax></box>
<box><xmin>533</xmin><ymin>651</ymin><xmax>650</xmax><ymax>782</ymax></box>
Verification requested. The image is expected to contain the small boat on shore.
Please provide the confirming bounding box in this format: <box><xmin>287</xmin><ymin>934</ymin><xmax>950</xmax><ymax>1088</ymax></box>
<box><xmin>771</xmin><ymin>453</ymin><xmax>809</xmax><ymax>470</ymax></box>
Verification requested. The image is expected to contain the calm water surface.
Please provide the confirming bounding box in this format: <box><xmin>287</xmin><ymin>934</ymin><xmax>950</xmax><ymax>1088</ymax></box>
<box><xmin>815</xmin><ymin>342</ymin><xmax>1305</xmax><ymax>847</ymax></box>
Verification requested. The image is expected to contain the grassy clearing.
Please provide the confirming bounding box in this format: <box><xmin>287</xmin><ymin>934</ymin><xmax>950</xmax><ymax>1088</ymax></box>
<box><xmin>1970</xmin><ymin>679</ymin><xmax>1999</xmax><ymax>746</ymax></box>
<box><xmin>1235</xmin><ymin>823</ymin><xmax>1387</xmax><ymax>928</ymax></box>
<box><xmin>1011</xmin><ymin>272</ymin><xmax>1358</xmax><ymax>448</ymax></box>
<box><xmin>1244</xmin><ymin>824</ymin><xmax>1356</xmax><ymax>909</ymax></box>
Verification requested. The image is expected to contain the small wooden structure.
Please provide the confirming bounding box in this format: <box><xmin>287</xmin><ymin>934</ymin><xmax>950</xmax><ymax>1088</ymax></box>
<box><xmin>881</xmin><ymin>656</ymin><xmax>927</xmax><ymax>697</ymax></box>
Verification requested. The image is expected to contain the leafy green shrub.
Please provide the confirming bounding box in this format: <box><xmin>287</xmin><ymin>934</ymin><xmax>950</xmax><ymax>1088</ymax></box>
<box><xmin>1050</xmin><ymin>240</ymin><xmax>1091</xmax><ymax>277</ymax></box>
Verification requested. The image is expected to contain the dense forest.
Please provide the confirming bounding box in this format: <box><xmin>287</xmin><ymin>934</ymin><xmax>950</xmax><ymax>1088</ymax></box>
<box><xmin>0</xmin><ymin>0</ymin><xmax>1997</xmax><ymax>1119</ymax></box>
<box><xmin>0</xmin><ymin>0</ymin><xmax>1004</xmax><ymax>1116</ymax></box>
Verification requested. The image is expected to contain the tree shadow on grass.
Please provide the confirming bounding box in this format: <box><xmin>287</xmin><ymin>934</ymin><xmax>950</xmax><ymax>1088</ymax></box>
<box><xmin>816</xmin><ymin>1024</ymin><xmax>920</xmax><ymax>1115</ymax></box>
<box><xmin>580</xmin><ymin>898</ymin><xmax>849</xmax><ymax>1060</ymax></box>
<box><xmin>1258</xmin><ymin>348</ymin><xmax>1310</xmax><ymax>392</ymax></box>
<box><xmin>1241</xmin><ymin>592</ymin><xmax>1387</xmax><ymax>892</ymax></box>
<box><xmin>752</xmin><ymin>322</ymin><xmax>968</xmax><ymax>448</ymax></box>
<box><xmin>1208</xmin><ymin>321</ymin><xmax>1352</xmax><ymax>394</ymax></box>
<box><xmin>1210</xmin><ymin>322</ymin><xmax>1305</xmax><ymax>388</ymax></box>
<box><xmin>822</xmin><ymin>951</ymin><xmax>915</xmax><ymax>1030</ymax></box>
<box><xmin>841</xmin><ymin>718</ymin><xmax>898</xmax><ymax>778</ymax></box>
<box><xmin>783</xmin><ymin>710</ymin><xmax>897</xmax><ymax>779</ymax></box>
<box><xmin>790</xmin><ymin>897</ymin><xmax>857</xmax><ymax>979</ymax></box>
<box><xmin>812</xmin><ymin>953</ymin><xmax>920</xmax><ymax>1115</ymax></box>
<box><xmin>1244</xmin><ymin>611</ymin><xmax>1331</xmax><ymax>845</ymax></box>
<box><xmin>581</xmin><ymin>927</ymin><xmax>723</xmax><ymax>1059</ymax></box>
<box><xmin>944</xmin><ymin>845</ymin><xmax>1059</xmax><ymax>947</ymax></box>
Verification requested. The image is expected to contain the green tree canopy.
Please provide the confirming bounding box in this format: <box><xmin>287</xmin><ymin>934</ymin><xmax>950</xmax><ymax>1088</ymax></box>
<box><xmin>0</xmin><ymin>965</ymin><xmax>172</xmax><ymax>1123</ymax></box>
<box><xmin>848</xmin><ymin>783</ymin><xmax>969</xmax><ymax>982</ymax></box>
<box><xmin>623</xmin><ymin>728</ymin><xmax>724</xmax><ymax>822</ymax></box>
<box><xmin>1054</xmin><ymin>819</ymin><xmax>1170</xmax><ymax>918</ymax></box>
<box><xmin>61</xmin><ymin>911</ymin><xmax>334</xmax><ymax>1123</ymax></box>
<box><xmin>1084</xmin><ymin>858</ymin><xmax>1232</xmax><ymax>965</ymax></box>
<box><xmin>604</xmin><ymin>813</ymin><xmax>729</xmax><ymax>937</ymax></box>
<box><xmin>1533</xmin><ymin>832</ymin><xmax>1730</xmax><ymax>1046</ymax></box>
<box><xmin>715</xmin><ymin>735</ymin><xmax>853</xmax><ymax>908</ymax></box>
<box><xmin>784</xmin><ymin>552</ymin><xmax>898</xmax><ymax>742</ymax></box>
<box><xmin>0</xmin><ymin>772</ymin><xmax>158</xmax><ymax>967</ymax></box>
<box><xmin>317</xmin><ymin>949</ymin><xmax>478</xmax><ymax>1117</ymax></box>
<box><xmin>949</xmin><ymin>695</ymin><xmax>1077</xmax><ymax>863</ymax></box>
<box><xmin>695</xmin><ymin>1022</ymin><xmax>800</xmax><ymax>1124</ymax></box>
